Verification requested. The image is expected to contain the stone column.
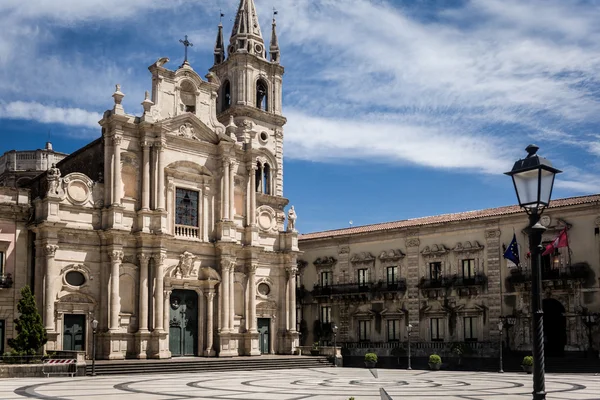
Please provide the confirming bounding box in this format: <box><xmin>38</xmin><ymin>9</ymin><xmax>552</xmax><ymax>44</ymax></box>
<box><xmin>112</xmin><ymin>135</ymin><xmax>122</xmax><ymax>205</ymax></box>
<box><xmin>163</xmin><ymin>289</ymin><xmax>171</xmax><ymax>333</ymax></box>
<box><xmin>141</xmin><ymin>142</ymin><xmax>151</xmax><ymax>210</ymax></box>
<box><xmin>248</xmin><ymin>264</ymin><xmax>258</xmax><ymax>332</ymax></box>
<box><xmin>229</xmin><ymin>265</ymin><xmax>235</xmax><ymax>331</ymax></box>
<box><xmin>270</xmin><ymin>317</ymin><xmax>276</xmax><ymax>354</ymax></box>
<box><xmin>202</xmin><ymin>189</ymin><xmax>209</xmax><ymax>241</ymax></box>
<box><xmin>156</xmin><ymin>142</ymin><xmax>165</xmax><ymax>211</ymax></box>
<box><xmin>205</xmin><ymin>291</ymin><xmax>215</xmax><ymax>355</ymax></box>
<box><xmin>222</xmin><ymin>159</ymin><xmax>230</xmax><ymax>220</ymax></box>
<box><xmin>288</xmin><ymin>265</ymin><xmax>298</xmax><ymax>332</ymax></box>
<box><xmin>229</xmin><ymin>161</ymin><xmax>236</xmax><ymax>219</ymax></box>
<box><xmin>43</xmin><ymin>244</ymin><xmax>59</xmax><ymax>331</ymax></box>
<box><xmin>249</xmin><ymin>164</ymin><xmax>257</xmax><ymax>226</ymax></box>
<box><xmin>137</xmin><ymin>253</ymin><xmax>150</xmax><ymax>332</ymax></box>
<box><xmin>221</xmin><ymin>261</ymin><xmax>230</xmax><ymax>332</ymax></box>
<box><xmin>153</xmin><ymin>252</ymin><xmax>166</xmax><ymax>331</ymax></box>
<box><xmin>109</xmin><ymin>250</ymin><xmax>124</xmax><ymax>331</ymax></box>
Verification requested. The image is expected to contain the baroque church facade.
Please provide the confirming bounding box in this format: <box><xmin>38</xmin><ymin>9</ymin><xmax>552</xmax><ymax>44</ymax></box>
<box><xmin>23</xmin><ymin>0</ymin><xmax>300</xmax><ymax>359</ymax></box>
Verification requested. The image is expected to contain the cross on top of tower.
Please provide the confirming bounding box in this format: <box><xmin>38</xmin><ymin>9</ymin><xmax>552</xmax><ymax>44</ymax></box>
<box><xmin>179</xmin><ymin>35</ymin><xmax>193</xmax><ymax>65</ymax></box>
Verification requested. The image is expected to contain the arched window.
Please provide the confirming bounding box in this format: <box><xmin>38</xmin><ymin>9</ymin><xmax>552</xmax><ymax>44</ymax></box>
<box><xmin>256</xmin><ymin>80</ymin><xmax>268</xmax><ymax>111</ymax></box>
<box><xmin>221</xmin><ymin>81</ymin><xmax>231</xmax><ymax>112</ymax></box>
<box><xmin>263</xmin><ymin>163</ymin><xmax>271</xmax><ymax>195</ymax></box>
<box><xmin>180</xmin><ymin>80</ymin><xmax>196</xmax><ymax>113</ymax></box>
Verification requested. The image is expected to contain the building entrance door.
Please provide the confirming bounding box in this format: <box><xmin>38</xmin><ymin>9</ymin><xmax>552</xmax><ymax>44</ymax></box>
<box><xmin>169</xmin><ymin>289</ymin><xmax>198</xmax><ymax>356</ymax></box>
<box><xmin>257</xmin><ymin>318</ymin><xmax>270</xmax><ymax>354</ymax></box>
<box><xmin>63</xmin><ymin>314</ymin><xmax>85</xmax><ymax>351</ymax></box>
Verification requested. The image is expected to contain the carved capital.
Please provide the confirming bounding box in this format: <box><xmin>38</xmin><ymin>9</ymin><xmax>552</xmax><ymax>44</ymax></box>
<box><xmin>221</xmin><ymin>259</ymin><xmax>235</xmax><ymax>272</ymax></box>
<box><xmin>109</xmin><ymin>250</ymin><xmax>124</xmax><ymax>263</ymax></box>
<box><xmin>152</xmin><ymin>252</ymin><xmax>167</xmax><ymax>265</ymax></box>
<box><xmin>248</xmin><ymin>264</ymin><xmax>258</xmax><ymax>274</ymax></box>
<box><xmin>137</xmin><ymin>253</ymin><xmax>150</xmax><ymax>265</ymax></box>
<box><xmin>205</xmin><ymin>291</ymin><xmax>215</xmax><ymax>302</ymax></box>
<box><xmin>286</xmin><ymin>265</ymin><xmax>298</xmax><ymax>276</ymax></box>
<box><xmin>44</xmin><ymin>244</ymin><xmax>59</xmax><ymax>257</ymax></box>
<box><xmin>141</xmin><ymin>140</ymin><xmax>152</xmax><ymax>149</ymax></box>
<box><xmin>112</xmin><ymin>135</ymin><xmax>122</xmax><ymax>146</ymax></box>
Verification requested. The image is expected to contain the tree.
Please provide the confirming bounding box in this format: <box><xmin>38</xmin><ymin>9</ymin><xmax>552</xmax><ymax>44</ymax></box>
<box><xmin>8</xmin><ymin>286</ymin><xmax>47</xmax><ymax>355</ymax></box>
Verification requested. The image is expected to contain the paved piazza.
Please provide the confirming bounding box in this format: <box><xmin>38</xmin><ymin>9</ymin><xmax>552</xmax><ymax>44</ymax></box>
<box><xmin>1</xmin><ymin>368</ymin><xmax>599</xmax><ymax>400</ymax></box>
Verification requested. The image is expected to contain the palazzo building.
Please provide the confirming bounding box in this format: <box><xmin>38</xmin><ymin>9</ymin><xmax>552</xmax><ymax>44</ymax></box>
<box><xmin>0</xmin><ymin>142</ymin><xmax>67</xmax><ymax>188</ymax></box>
<box><xmin>23</xmin><ymin>0</ymin><xmax>300</xmax><ymax>359</ymax></box>
<box><xmin>298</xmin><ymin>195</ymin><xmax>600</xmax><ymax>358</ymax></box>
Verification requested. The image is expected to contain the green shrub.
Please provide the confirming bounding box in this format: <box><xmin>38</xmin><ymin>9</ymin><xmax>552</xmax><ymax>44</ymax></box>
<box><xmin>312</xmin><ymin>341</ymin><xmax>319</xmax><ymax>349</ymax></box>
<box><xmin>429</xmin><ymin>354</ymin><xmax>442</xmax><ymax>364</ymax></box>
<box><xmin>364</xmin><ymin>353</ymin><xmax>378</xmax><ymax>363</ymax></box>
<box><xmin>522</xmin><ymin>356</ymin><xmax>533</xmax><ymax>366</ymax></box>
<box><xmin>7</xmin><ymin>286</ymin><xmax>47</xmax><ymax>357</ymax></box>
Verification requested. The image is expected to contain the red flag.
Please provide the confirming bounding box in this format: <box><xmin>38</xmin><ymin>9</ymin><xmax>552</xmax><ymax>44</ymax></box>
<box><xmin>542</xmin><ymin>228</ymin><xmax>568</xmax><ymax>256</ymax></box>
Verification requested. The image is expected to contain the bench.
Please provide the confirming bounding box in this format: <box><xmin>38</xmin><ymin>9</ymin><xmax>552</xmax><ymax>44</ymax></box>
<box><xmin>42</xmin><ymin>359</ymin><xmax>76</xmax><ymax>377</ymax></box>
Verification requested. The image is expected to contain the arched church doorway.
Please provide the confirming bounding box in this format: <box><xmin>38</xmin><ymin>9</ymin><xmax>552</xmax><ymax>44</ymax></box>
<box><xmin>543</xmin><ymin>298</ymin><xmax>566</xmax><ymax>357</ymax></box>
<box><xmin>169</xmin><ymin>289</ymin><xmax>198</xmax><ymax>356</ymax></box>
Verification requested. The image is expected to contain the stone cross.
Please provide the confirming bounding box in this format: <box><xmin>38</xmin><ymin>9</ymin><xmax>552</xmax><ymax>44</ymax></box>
<box><xmin>179</xmin><ymin>35</ymin><xmax>193</xmax><ymax>63</ymax></box>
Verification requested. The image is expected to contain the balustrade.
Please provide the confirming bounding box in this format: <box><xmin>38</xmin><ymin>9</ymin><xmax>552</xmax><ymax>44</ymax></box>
<box><xmin>175</xmin><ymin>225</ymin><xmax>200</xmax><ymax>239</ymax></box>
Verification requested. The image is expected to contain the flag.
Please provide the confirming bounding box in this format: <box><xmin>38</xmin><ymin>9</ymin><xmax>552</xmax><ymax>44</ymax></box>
<box><xmin>503</xmin><ymin>233</ymin><xmax>520</xmax><ymax>267</ymax></box>
<box><xmin>542</xmin><ymin>227</ymin><xmax>568</xmax><ymax>256</ymax></box>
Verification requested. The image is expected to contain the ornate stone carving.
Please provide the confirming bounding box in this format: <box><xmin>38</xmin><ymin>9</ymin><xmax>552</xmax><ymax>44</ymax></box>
<box><xmin>137</xmin><ymin>253</ymin><xmax>150</xmax><ymax>265</ymax></box>
<box><xmin>256</xmin><ymin>205</ymin><xmax>277</xmax><ymax>233</ymax></box>
<box><xmin>379</xmin><ymin>249</ymin><xmax>405</xmax><ymax>261</ymax></box>
<box><xmin>484</xmin><ymin>230</ymin><xmax>500</xmax><ymax>239</ymax></box>
<box><xmin>44</xmin><ymin>244</ymin><xmax>59</xmax><ymax>257</ymax></box>
<box><xmin>152</xmin><ymin>252</ymin><xmax>167</xmax><ymax>264</ymax></box>
<box><xmin>109</xmin><ymin>250</ymin><xmax>124</xmax><ymax>262</ymax></box>
<box><xmin>59</xmin><ymin>293</ymin><xmax>94</xmax><ymax>304</ymax></box>
<box><xmin>46</xmin><ymin>164</ymin><xmax>62</xmax><ymax>197</ymax></box>
<box><xmin>452</xmin><ymin>241</ymin><xmax>484</xmax><ymax>253</ymax></box>
<box><xmin>286</xmin><ymin>205</ymin><xmax>297</xmax><ymax>232</ymax></box>
<box><xmin>177</xmin><ymin>123</ymin><xmax>199</xmax><ymax>140</ymax></box>
<box><xmin>313</xmin><ymin>256</ymin><xmax>337</xmax><ymax>268</ymax></box>
<box><xmin>112</xmin><ymin>135</ymin><xmax>122</xmax><ymax>146</ymax></box>
<box><xmin>350</xmin><ymin>252</ymin><xmax>376</xmax><ymax>264</ymax></box>
<box><xmin>421</xmin><ymin>244</ymin><xmax>449</xmax><ymax>258</ymax></box>
<box><xmin>296</xmin><ymin>260</ymin><xmax>308</xmax><ymax>270</ymax></box>
<box><xmin>405</xmin><ymin>238</ymin><xmax>420</xmax><ymax>248</ymax></box>
<box><xmin>62</xmin><ymin>172</ymin><xmax>94</xmax><ymax>205</ymax></box>
<box><xmin>286</xmin><ymin>265</ymin><xmax>298</xmax><ymax>276</ymax></box>
<box><xmin>174</xmin><ymin>251</ymin><xmax>197</xmax><ymax>278</ymax></box>
<box><xmin>338</xmin><ymin>246</ymin><xmax>350</xmax><ymax>255</ymax></box>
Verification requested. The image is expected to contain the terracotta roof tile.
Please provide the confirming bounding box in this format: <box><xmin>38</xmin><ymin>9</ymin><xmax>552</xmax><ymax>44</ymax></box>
<box><xmin>298</xmin><ymin>194</ymin><xmax>600</xmax><ymax>241</ymax></box>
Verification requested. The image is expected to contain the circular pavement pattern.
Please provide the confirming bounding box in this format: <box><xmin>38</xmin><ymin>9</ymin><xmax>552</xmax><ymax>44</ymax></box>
<box><xmin>5</xmin><ymin>368</ymin><xmax>600</xmax><ymax>400</ymax></box>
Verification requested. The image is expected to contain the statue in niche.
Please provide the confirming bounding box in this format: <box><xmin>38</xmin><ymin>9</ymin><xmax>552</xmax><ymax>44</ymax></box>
<box><xmin>46</xmin><ymin>163</ymin><xmax>61</xmax><ymax>196</ymax></box>
<box><xmin>287</xmin><ymin>206</ymin><xmax>297</xmax><ymax>232</ymax></box>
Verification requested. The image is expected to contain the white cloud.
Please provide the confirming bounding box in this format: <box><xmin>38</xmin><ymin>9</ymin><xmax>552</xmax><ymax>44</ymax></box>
<box><xmin>0</xmin><ymin>101</ymin><xmax>101</xmax><ymax>128</ymax></box>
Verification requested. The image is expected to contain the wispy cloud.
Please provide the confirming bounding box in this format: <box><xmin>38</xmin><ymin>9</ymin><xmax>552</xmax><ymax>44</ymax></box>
<box><xmin>0</xmin><ymin>101</ymin><xmax>101</xmax><ymax>128</ymax></box>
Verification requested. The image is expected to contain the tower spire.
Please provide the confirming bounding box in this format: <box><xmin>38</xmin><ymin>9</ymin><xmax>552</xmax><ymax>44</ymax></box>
<box><xmin>270</xmin><ymin>8</ymin><xmax>280</xmax><ymax>63</ymax></box>
<box><xmin>229</xmin><ymin>0</ymin><xmax>265</xmax><ymax>58</ymax></box>
<box><xmin>214</xmin><ymin>16</ymin><xmax>225</xmax><ymax>65</ymax></box>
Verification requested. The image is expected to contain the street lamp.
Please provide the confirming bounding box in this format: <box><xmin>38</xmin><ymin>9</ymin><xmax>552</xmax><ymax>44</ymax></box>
<box><xmin>498</xmin><ymin>320</ymin><xmax>504</xmax><ymax>373</ymax></box>
<box><xmin>502</xmin><ymin>315</ymin><xmax>517</xmax><ymax>351</ymax></box>
<box><xmin>91</xmin><ymin>319</ymin><xmax>98</xmax><ymax>376</ymax></box>
<box><xmin>332</xmin><ymin>324</ymin><xmax>338</xmax><ymax>367</ymax></box>
<box><xmin>407</xmin><ymin>324</ymin><xmax>412</xmax><ymax>370</ymax></box>
<box><xmin>506</xmin><ymin>144</ymin><xmax>561</xmax><ymax>400</ymax></box>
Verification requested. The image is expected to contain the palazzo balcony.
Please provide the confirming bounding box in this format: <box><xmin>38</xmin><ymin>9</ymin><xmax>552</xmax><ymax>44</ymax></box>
<box><xmin>506</xmin><ymin>262</ymin><xmax>592</xmax><ymax>290</ymax></box>
<box><xmin>448</xmin><ymin>273</ymin><xmax>487</xmax><ymax>297</ymax></box>
<box><xmin>417</xmin><ymin>277</ymin><xmax>451</xmax><ymax>299</ymax></box>
<box><xmin>311</xmin><ymin>279</ymin><xmax>407</xmax><ymax>301</ymax></box>
<box><xmin>175</xmin><ymin>225</ymin><xmax>200</xmax><ymax>240</ymax></box>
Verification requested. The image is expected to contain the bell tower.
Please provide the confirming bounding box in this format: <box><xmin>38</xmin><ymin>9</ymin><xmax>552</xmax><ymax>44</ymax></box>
<box><xmin>210</xmin><ymin>0</ymin><xmax>284</xmax><ymax>121</ymax></box>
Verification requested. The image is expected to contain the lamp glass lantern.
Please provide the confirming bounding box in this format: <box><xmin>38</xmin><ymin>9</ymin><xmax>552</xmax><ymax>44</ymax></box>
<box><xmin>92</xmin><ymin>319</ymin><xmax>98</xmax><ymax>331</ymax></box>
<box><xmin>407</xmin><ymin>324</ymin><xmax>412</xmax><ymax>333</ymax></box>
<box><xmin>498</xmin><ymin>321</ymin><xmax>503</xmax><ymax>332</ymax></box>
<box><xmin>332</xmin><ymin>324</ymin><xmax>338</xmax><ymax>334</ymax></box>
<box><xmin>504</xmin><ymin>145</ymin><xmax>561</xmax><ymax>214</ymax></box>
<box><xmin>506</xmin><ymin>316</ymin><xmax>516</xmax><ymax>326</ymax></box>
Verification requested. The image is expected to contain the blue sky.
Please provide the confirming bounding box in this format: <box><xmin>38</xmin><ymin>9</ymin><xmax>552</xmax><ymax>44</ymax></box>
<box><xmin>1</xmin><ymin>0</ymin><xmax>599</xmax><ymax>233</ymax></box>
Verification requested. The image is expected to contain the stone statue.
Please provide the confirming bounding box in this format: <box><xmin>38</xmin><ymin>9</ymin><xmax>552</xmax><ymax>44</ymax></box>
<box><xmin>287</xmin><ymin>206</ymin><xmax>297</xmax><ymax>232</ymax></box>
<box><xmin>46</xmin><ymin>163</ymin><xmax>61</xmax><ymax>196</ymax></box>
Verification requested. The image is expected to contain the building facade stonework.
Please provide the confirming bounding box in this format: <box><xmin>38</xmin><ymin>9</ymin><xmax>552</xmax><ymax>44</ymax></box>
<box><xmin>298</xmin><ymin>196</ymin><xmax>600</xmax><ymax>359</ymax></box>
<box><xmin>21</xmin><ymin>0</ymin><xmax>300</xmax><ymax>360</ymax></box>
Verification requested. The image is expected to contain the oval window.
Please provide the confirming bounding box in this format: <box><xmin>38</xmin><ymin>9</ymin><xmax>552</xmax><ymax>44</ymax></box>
<box><xmin>258</xmin><ymin>282</ymin><xmax>270</xmax><ymax>296</ymax></box>
<box><xmin>65</xmin><ymin>271</ymin><xmax>86</xmax><ymax>287</ymax></box>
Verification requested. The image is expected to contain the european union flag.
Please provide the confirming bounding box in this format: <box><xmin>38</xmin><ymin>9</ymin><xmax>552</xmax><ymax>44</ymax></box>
<box><xmin>503</xmin><ymin>233</ymin><xmax>520</xmax><ymax>267</ymax></box>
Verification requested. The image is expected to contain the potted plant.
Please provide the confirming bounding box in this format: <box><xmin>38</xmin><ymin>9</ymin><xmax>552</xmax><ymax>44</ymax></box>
<box><xmin>428</xmin><ymin>354</ymin><xmax>442</xmax><ymax>370</ymax></box>
<box><xmin>522</xmin><ymin>355</ymin><xmax>533</xmax><ymax>374</ymax></box>
<box><xmin>310</xmin><ymin>342</ymin><xmax>320</xmax><ymax>356</ymax></box>
<box><xmin>364</xmin><ymin>352</ymin><xmax>378</xmax><ymax>368</ymax></box>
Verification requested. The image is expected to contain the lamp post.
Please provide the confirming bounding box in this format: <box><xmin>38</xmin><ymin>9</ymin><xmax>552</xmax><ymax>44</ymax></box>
<box><xmin>332</xmin><ymin>323</ymin><xmax>338</xmax><ymax>367</ymax></box>
<box><xmin>407</xmin><ymin>324</ymin><xmax>412</xmax><ymax>370</ymax></box>
<box><xmin>506</xmin><ymin>144</ymin><xmax>561</xmax><ymax>400</ymax></box>
<box><xmin>91</xmin><ymin>319</ymin><xmax>98</xmax><ymax>376</ymax></box>
<box><xmin>498</xmin><ymin>320</ymin><xmax>504</xmax><ymax>373</ymax></box>
<box><xmin>504</xmin><ymin>315</ymin><xmax>517</xmax><ymax>351</ymax></box>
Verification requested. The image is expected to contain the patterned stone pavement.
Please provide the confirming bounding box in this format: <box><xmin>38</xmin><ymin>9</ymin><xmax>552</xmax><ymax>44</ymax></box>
<box><xmin>1</xmin><ymin>368</ymin><xmax>599</xmax><ymax>400</ymax></box>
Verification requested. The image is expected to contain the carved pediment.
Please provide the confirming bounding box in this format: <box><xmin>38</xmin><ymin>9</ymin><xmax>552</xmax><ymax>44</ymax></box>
<box><xmin>313</xmin><ymin>256</ymin><xmax>337</xmax><ymax>268</ymax></box>
<box><xmin>59</xmin><ymin>293</ymin><xmax>94</xmax><ymax>304</ymax></box>
<box><xmin>161</xmin><ymin>114</ymin><xmax>220</xmax><ymax>144</ymax></box>
<box><xmin>350</xmin><ymin>252</ymin><xmax>376</xmax><ymax>264</ymax></box>
<box><xmin>421</xmin><ymin>244</ymin><xmax>449</xmax><ymax>258</ymax></box>
<box><xmin>379</xmin><ymin>249</ymin><xmax>405</xmax><ymax>262</ymax></box>
<box><xmin>453</xmin><ymin>241</ymin><xmax>484</xmax><ymax>253</ymax></box>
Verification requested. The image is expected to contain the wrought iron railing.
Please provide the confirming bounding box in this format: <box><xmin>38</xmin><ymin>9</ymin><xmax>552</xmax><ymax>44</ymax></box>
<box><xmin>312</xmin><ymin>279</ymin><xmax>407</xmax><ymax>297</ymax></box>
<box><xmin>508</xmin><ymin>263</ymin><xmax>591</xmax><ymax>284</ymax></box>
<box><xmin>0</xmin><ymin>273</ymin><xmax>13</xmax><ymax>289</ymax></box>
<box><xmin>450</xmin><ymin>273</ymin><xmax>487</xmax><ymax>287</ymax></box>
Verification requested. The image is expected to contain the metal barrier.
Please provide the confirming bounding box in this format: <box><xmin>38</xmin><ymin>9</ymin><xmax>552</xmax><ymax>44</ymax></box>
<box><xmin>42</xmin><ymin>359</ymin><xmax>76</xmax><ymax>377</ymax></box>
